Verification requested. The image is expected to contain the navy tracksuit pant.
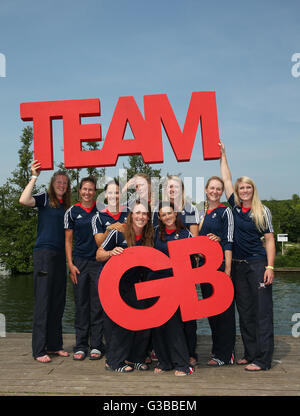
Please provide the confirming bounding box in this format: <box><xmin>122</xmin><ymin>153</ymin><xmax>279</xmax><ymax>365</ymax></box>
<box><xmin>73</xmin><ymin>257</ymin><xmax>105</xmax><ymax>354</ymax></box>
<box><xmin>232</xmin><ymin>258</ymin><xmax>274</xmax><ymax>370</ymax></box>
<box><xmin>200</xmin><ymin>261</ymin><xmax>236</xmax><ymax>363</ymax></box>
<box><xmin>152</xmin><ymin>308</ymin><xmax>191</xmax><ymax>373</ymax></box>
<box><xmin>32</xmin><ymin>249</ymin><xmax>67</xmax><ymax>358</ymax></box>
<box><xmin>103</xmin><ymin>267</ymin><xmax>151</xmax><ymax>370</ymax></box>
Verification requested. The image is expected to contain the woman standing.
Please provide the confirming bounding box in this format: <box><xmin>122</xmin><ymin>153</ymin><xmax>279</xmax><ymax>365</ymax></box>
<box><xmin>19</xmin><ymin>161</ymin><xmax>71</xmax><ymax>363</ymax></box>
<box><xmin>199</xmin><ymin>176</ymin><xmax>236</xmax><ymax>366</ymax></box>
<box><xmin>151</xmin><ymin>202</ymin><xmax>194</xmax><ymax>376</ymax></box>
<box><xmin>153</xmin><ymin>175</ymin><xmax>200</xmax><ymax>365</ymax></box>
<box><xmin>219</xmin><ymin>142</ymin><xmax>275</xmax><ymax>371</ymax></box>
<box><xmin>96</xmin><ymin>200</ymin><xmax>153</xmax><ymax>372</ymax></box>
<box><xmin>65</xmin><ymin>177</ymin><xmax>105</xmax><ymax>361</ymax></box>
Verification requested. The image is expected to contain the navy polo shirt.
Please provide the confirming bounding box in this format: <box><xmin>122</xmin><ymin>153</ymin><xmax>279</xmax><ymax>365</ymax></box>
<box><xmin>151</xmin><ymin>226</ymin><xmax>193</xmax><ymax>279</ymax></box>
<box><xmin>228</xmin><ymin>193</ymin><xmax>274</xmax><ymax>261</ymax></box>
<box><xmin>64</xmin><ymin>202</ymin><xmax>98</xmax><ymax>259</ymax></box>
<box><xmin>33</xmin><ymin>192</ymin><xmax>66</xmax><ymax>251</ymax></box>
<box><xmin>152</xmin><ymin>202</ymin><xmax>200</xmax><ymax>230</ymax></box>
<box><xmin>91</xmin><ymin>207</ymin><xmax>128</xmax><ymax>235</ymax></box>
<box><xmin>199</xmin><ymin>204</ymin><xmax>234</xmax><ymax>252</ymax></box>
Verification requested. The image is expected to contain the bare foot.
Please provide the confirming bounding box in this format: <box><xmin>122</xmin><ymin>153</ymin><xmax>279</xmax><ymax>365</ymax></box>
<box><xmin>35</xmin><ymin>354</ymin><xmax>51</xmax><ymax>363</ymax></box>
<box><xmin>189</xmin><ymin>357</ymin><xmax>197</xmax><ymax>366</ymax></box>
<box><xmin>175</xmin><ymin>370</ymin><xmax>187</xmax><ymax>376</ymax></box>
<box><xmin>245</xmin><ymin>363</ymin><xmax>262</xmax><ymax>371</ymax></box>
<box><xmin>154</xmin><ymin>367</ymin><xmax>165</xmax><ymax>374</ymax></box>
<box><xmin>236</xmin><ymin>358</ymin><xmax>249</xmax><ymax>365</ymax></box>
<box><xmin>48</xmin><ymin>350</ymin><xmax>69</xmax><ymax>357</ymax></box>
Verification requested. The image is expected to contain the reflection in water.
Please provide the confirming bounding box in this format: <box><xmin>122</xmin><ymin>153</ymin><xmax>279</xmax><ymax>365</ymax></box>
<box><xmin>0</xmin><ymin>272</ymin><xmax>299</xmax><ymax>335</ymax></box>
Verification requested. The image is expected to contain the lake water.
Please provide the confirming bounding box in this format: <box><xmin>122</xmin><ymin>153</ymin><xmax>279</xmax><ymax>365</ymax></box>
<box><xmin>0</xmin><ymin>272</ymin><xmax>299</xmax><ymax>336</ymax></box>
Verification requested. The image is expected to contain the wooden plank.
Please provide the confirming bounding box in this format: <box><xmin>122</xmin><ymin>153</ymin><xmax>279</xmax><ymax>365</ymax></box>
<box><xmin>0</xmin><ymin>333</ymin><xmax>299</xmax><ymax>396</ymax></box>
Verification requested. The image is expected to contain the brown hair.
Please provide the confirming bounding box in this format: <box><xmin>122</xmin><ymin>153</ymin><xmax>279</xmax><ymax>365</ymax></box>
<box><xmin>79</xmin><ymin>176</ymin><xmax>97</xmax><ymax>190</ymax></box>
<box><xmin>158</xmin><ymin>201</ymin><xmax>185</xmax><ymax>241</ymax></box>
<box><xmin>123</xmin><ymin>199</ymin><xmax>154</xmax><ymax>247</ymax></box>
<box><xmin>48</xmin><ymin>170</ymin><xmax>71</xmax><ymax>209</ymax></box>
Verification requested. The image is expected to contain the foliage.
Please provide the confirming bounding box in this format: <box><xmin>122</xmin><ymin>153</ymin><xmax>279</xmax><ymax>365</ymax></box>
<box><xmin>1</xmin><ymin>129</ymin><xmax>300</xmax><ymax>273</ymax></box>
<box><xmin>263</xmin><ymin>196</ymin><xmax>300</xmax><ymax>245</ymax></box>
<box><xmin>275</xmin><ymin>247</ymin><xmax>300</xmax><ymax>267</ymax></box>
<box><xmin>0</xmin><ymin>127</ymin><xmax>38</xmax><ymax>273</ymax></box>
<box><xmin>122</xmin><ymin>155</ymin><xmax>161</xmax><ymax>180</ymax></box>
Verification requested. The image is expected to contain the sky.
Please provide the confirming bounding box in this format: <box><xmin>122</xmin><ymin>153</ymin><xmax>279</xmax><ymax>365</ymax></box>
<box><xmin>0</xmin><ymin>0</ymin><xmax>299</xmax><ymax>201</ymax></box>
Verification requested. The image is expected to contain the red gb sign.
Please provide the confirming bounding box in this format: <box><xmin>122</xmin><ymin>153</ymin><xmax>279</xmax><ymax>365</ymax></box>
<box><xmin>98</xmin><ymin>237</ymin><xmax>234</xmax><ymax>331</ymax></box>
<box><xmin>20</xmin><ymin>91</ymin><xmax>220</xmax><ymax>170</ymax></box>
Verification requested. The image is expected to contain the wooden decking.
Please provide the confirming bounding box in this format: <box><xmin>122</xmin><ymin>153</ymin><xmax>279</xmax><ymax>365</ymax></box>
<box><xmin>0</xmin><ymin>333</ymin><xmax>299</xmax><ymax>396</ymax></box>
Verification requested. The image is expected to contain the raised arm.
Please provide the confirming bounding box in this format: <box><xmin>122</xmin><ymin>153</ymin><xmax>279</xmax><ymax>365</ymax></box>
<box><xmin>219</xmin><ymin>142</ymin><xmax>234</xmax><ymax>199</ymax></box>
<box><xmin>19</xmin><ymin>160</ymin><xmax>41</xmax><ymax>207</ymax></box>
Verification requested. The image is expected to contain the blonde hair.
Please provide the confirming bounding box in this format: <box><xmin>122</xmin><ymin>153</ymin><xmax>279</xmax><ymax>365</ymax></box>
<box><xmin>234</xmin><ymin>176</ymin><xmax>267</xmax><ymax>231</ymax></box>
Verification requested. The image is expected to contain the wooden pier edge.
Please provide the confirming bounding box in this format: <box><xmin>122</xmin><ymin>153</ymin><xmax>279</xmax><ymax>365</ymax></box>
<box><xmin>0</xmin><ymin>333</ymin><xmax>299</xmax><ymax>397</ymax></box>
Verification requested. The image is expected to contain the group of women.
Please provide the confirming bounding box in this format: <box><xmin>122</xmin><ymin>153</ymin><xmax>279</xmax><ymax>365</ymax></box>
<box><xmin>19</xmin><ymin>141</ymin><xmax>276</xmax><ymax>374</ymax></box>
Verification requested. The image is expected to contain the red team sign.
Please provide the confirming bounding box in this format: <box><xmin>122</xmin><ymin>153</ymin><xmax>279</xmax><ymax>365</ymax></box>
<box><xmin>20</xmin><ymin>91</ymin><xmax>234</xmax><ymax>330</ymax></box>
<box><xmin>99</xmin><ymin>237</ymin><xmax>233</xmax><ymax>331</ymax></box>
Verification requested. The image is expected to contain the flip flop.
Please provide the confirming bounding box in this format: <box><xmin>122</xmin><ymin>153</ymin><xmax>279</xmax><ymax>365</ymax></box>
<box><xmin>73</xmin><ymin>351</ymin><xmax>86</xmax><ymax>361</ymax></box>
<box><xmin>105</xmin><ymin>361</ymin><xmax>134</xmax><ymax>373</ymax></box>
<box><xmin>89</xmin><ymin>349</ymin><xmax>103</xmax><ymax>360</ymax></box>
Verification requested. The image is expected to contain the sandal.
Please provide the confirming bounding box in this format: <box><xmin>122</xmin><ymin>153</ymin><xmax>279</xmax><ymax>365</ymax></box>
<box><xmin>132</xmin><ymin>362</ymin><xmax>149</xmax><ymax>371</ymax></box>
<box><xmin>105</xmin><ymin>362</ymin><xmax>134</xmax><ymax>373</ymax></box>
<box><xmin>207</xmin><ymin>358</ymin><xmax>225</xmax><ymax>367</ymax></box>
<box><xmin>89</xmin><ymin>349</ymin><xmax>103</xmax><ymax>360</ymax></box>
<box><xmin>73</xmin><ymin>351</ymin><xmax>86</xmax><ymax>361</ymax></box>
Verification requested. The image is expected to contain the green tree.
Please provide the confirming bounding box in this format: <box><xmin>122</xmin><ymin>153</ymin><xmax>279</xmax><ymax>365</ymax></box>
<box><xmin>123</xmin><ymin>155</ymin><xmax>161</xmax><ymax>180</ymax></box>
<box><xmin>0</xmin><ymin>127</ymin><xmax>40</xmax><ymax>273</ymax></box>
